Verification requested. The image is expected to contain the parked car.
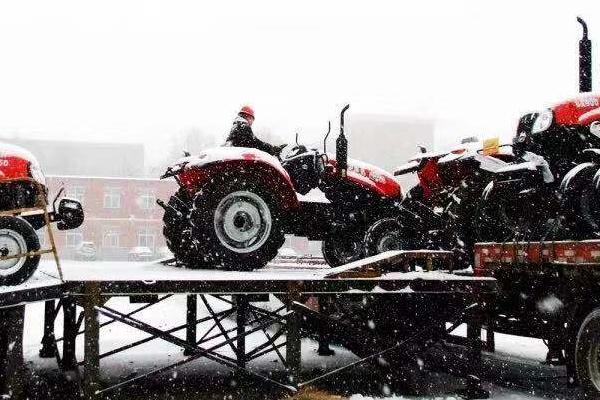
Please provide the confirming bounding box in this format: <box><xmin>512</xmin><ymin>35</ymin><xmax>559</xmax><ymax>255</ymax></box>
<box><xmin>128</xmin><ymin>246</ymin><xmax>154</xmax><ymax>261</ymax></box>
<box><xmin>74</xmin><ymin>241</ymin><xmax>96</xmax><ymax>261</ymax></box>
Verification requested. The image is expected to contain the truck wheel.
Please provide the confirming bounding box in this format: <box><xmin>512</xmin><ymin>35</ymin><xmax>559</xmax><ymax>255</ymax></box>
<box><xmin>191</xmin><ymin>177</ymin><xmax>285</xmax><ymax>271</ymax></box>
<box><xmin>363</xmin><ymin>218</ymin><xmax>411</xmax><ymax>257</ymax></box>
<box><xmin>575</xmin><ymin>308</ymin><xmax>600</xmax><ymax>394</ymax></box>
<box><xmin>0</xmin><ymin>216</ymin><xmax>40</xmax><ymax>286</ymax></box>
<box><xmin>322</xmin><ymin>234</ymin><xmax>364</xmax><ymax>267</ymax></box>
<box><xmin>162</xmin><ymin>189</ymin><xmax>204</xmax><ymax>267</ymax></box>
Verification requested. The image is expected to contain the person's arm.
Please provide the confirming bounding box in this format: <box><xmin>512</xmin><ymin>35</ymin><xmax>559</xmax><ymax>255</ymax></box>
<box><xmin>237</xmin><ymin>124</ymin><xmax>282</xmax><ymax>156</ymax></box>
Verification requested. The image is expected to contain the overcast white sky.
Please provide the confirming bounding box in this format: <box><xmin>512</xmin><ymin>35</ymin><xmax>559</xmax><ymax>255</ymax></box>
<box><xmin>0</xmin><ymin>0</ymin><xmax>598</xmax><ymax>160</ymax></box>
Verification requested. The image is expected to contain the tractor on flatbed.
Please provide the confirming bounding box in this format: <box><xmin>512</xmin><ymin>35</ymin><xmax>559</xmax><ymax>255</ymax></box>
<box><xmin>159</xmin><ymin>105</ymin><xmax>404</xmax><ymax>270</ymax></box>
<box><xmin>0</xmin><ymin>142</ymin><xmax>84</xmax><ymax>286</ymax></box>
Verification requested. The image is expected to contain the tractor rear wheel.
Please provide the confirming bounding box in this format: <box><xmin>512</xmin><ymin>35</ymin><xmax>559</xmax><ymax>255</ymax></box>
<box><xmin>190</xmin><ymin>177</ymin><xmax>285</xmax><ymax>271</ymax></box>
<box><xmin>575</xmin><ymin>308</ymin><xmax>600</xmax><ymax>395</ymax></box>
<box><xmin>162</xmin><ymin>189</ymin><xmax>204</xmax><ymax>267</ymax></box>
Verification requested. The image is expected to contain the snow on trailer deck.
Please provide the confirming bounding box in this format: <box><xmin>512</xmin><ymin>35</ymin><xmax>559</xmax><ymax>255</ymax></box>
<box><xmin>0</xmin><ymin>251</ymin><xmax>497</xmax><ymax>399</ymax></box>
<box><xmin>1</xmin><ymin>250</ymin><xmax>496</xmax><ymax>305</ymax></box>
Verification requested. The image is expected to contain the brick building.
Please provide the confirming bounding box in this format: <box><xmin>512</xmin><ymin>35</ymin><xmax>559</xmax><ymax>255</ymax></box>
<box><xmin>44</xmin><ymin>175</ymin><xmax>177</xmax><ymax>260</ymax></box>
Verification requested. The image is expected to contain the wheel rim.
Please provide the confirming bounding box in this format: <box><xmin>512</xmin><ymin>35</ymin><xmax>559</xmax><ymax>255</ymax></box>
<box><xmin>0</xmin><ymin>229</ymin><xmax>27</xmax><ymax>276</ymax></box>
<box><xmin>327</xmin><ymin>238</ymin><xmax>363</xmax><ymax>265</ymax></box>
<box><xmin>377</xmin><ymin>232</ymin><xmax>402</xmax><ymax>253</ymax></box>
<box><xmin>213</xmin><ymin>191</ymin><xmax>272</xmax><ymax>253</ymax></box>
<box><xmin>589</xmin><ymin>337</ymin><xmax>600</xmax><ymax>390</ymax></box>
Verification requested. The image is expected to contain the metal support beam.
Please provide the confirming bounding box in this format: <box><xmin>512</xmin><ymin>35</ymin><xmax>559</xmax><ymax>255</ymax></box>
<box><xmin>235</xmin><ymin>295</ymin><xmax>248</xmax><ymax>368</ymax></box>
<box><xmin>94</xmin><ymin>302</ymin><xmax>295</xmax><ymax>394</ymax></box>
<box><xmin>485</xmin><ymin>327</ymin><xmax>495</xmax><ymax>352</ymax></box>
<box><xmin>62</xmin><ymin>297</ymin><xmax>78</xmax><ymax>371</ymax></box>
<box><xmin>200</xmin><ymin>295</ymin><xmax>238</xmax><ymax>355</ymax></box>
<box><xmin>184</xmin><ymin>294</ymin><xmax>197</xmax><ymax>356</ymax></box>
<box><xmin>56</xmin><ymin>294</ymin><xmax>173</xmax><ymax>343</ymax></box>
<box><xmin>0</xmin><ymin>305</ymin><xmax>25</xmax><ymax>399</ymax></box>
<box><xmin>39</xmin><ymin>300</ymin><xmax>57</xmax><ymax>358</ymax></box>
<box><xmin>286</xmin><ymin>282</ymin><xmax>302</xmax><ymax>386</ymax></box>
<box><xmin>83</xmin><ymin>283</ymin><xmax>101</xmax><ymax>399</ymax></box>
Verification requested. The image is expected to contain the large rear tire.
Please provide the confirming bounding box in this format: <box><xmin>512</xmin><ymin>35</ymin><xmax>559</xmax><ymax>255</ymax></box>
<box><xmin>162</xmin><ymin>189</ymin><xmax>204</xmax><ymax>267</ymax></box>
<box><xmin>0</xmin><ymin>216</ymin><xmax>40</xmax><ymax>286</ymax></box>
<box><xmin>575</xmin><ymin>308</ymin><xmax>600</xmax><ymax>395</ymax></box>
<box><xmin>190</xmin><ymin>177</ymin><xmax>285</xmax><ymax>271</ymax></box>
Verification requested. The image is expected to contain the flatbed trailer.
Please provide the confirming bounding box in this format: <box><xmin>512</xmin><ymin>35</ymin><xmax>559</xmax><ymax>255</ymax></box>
<box><xmin>0</xmin><ymin>251</ymin><xmax>496</xmax><ymax>399</ymax></box>
<box><xmin>474</xmin><ymin>239</ymin><xmax>600</xmax><ymax>395</ymax></box>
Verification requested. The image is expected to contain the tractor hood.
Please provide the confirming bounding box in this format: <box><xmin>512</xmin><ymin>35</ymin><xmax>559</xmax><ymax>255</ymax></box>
<box><xmin>326</xmin><ymin>154</ymin><xmax>402</xmax><ymax>198</ymax></box>
<box><xmin>551</xmin><ymin>94</ymin><xmax>600</xmax><ymax>125</ymax></box>
<box><xmin>0</xmin><ymin>142</ymin><xmax>45</xmax><ymax>184</ymax></box>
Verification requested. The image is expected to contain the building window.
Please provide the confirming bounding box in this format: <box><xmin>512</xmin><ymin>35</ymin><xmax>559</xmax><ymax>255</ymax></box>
<box><xmin>103</xmin><ymin>231</ymin><xmax>120</xmax><ymax>248</ymax></box>
<box><xmin>103</xmin><ymin>187</ymin><xmax>121</xmax><ymax>209</ymax></box>
<box><xmin>137</xmin><ymin>229</ymin><xmax>155</xmax><ymax>249</ymax></box>
<box><xmin>65</xmin><ymin>232</ymin><xmax>83</xmax><ymax>248</ymax></box>
<box><xmin>66</xmin><ymin>186</ymin><xmax>85</xmax><ymax>204</ymax></box>
<box><xmin>138</xmin><ymin>190</ymin><xmax>156</xmax><ymax>210</ymax></box>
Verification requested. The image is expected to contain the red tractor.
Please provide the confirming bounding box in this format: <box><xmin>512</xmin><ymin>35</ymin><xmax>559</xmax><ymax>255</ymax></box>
<box><xmin>159</xmin><ymin>105</ymin><xmax>404</xmax><ymax>270</ymax></box>
<box><xmin>475</xmin><ymin>18</ymin><xmax>600</xmax><ymax>243</ymax></box>
<box><xmin>0</xmin><ymin>142</ymin><xmax>84</xmax><ymax>285</ymax></box>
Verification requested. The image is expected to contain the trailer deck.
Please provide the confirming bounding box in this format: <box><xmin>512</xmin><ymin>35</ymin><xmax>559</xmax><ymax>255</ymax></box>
<box><xmin>0</xmin><ymin>251</ymin><xmax>497</xmax><ymax>399</ymax></box>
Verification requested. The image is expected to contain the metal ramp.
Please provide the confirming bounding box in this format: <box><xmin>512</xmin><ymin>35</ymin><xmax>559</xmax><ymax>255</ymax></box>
<box><xmin>0</xmin><ymin>251</ymin><xmax>497</xmax><ymax>398</ymax></box>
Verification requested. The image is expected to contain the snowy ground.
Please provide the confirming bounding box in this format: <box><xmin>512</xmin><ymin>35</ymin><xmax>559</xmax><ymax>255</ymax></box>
<box><xmin>13</xmin><ymin>260</ymin><xmax>586</xmax><ymax>399</ymax></box>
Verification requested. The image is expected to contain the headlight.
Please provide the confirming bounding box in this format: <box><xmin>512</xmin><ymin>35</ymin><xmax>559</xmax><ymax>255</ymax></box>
<box><xmin>531</xmin><ymin>109</ymin><xmax>553</xmax><ymax>134</ymax></box>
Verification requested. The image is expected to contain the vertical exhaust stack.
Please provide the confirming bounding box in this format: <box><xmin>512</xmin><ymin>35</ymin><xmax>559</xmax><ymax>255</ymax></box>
<box><xmin>577</xmin><ymin>17</ymin><xmax>592</xmax><ymax>93</ymax></box>
<box><xmin>337</xmin><ymin>104</ymin><xmax>350</xmax><ymax>178</ymax></box>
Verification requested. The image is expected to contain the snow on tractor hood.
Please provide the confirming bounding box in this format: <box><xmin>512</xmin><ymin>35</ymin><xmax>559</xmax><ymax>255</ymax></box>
<box><xmin>0</xmin><ymin>141</ymin><xmax>45</xmax><ymax>184</ymax></box>
<box><xmin>163</xmin><ymin>147</ymin><xmax>291</xmax><ymax>179</ymax></box>
<box><xmin>326</xmin><ymin>153</ymin><xmax>402</xmax><ymax>198</ymax></box>
<box><xmin>551</xmin><ymin>94</ymin><xmax>600</xmax><ymax>125</ymax></box>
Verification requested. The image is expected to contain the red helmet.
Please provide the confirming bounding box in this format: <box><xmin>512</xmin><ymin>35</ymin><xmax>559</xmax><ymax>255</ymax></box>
<box><xmin>239</xmin><ymin>105</ymin><xmax>255</xmax><ymax>119</ymax></box>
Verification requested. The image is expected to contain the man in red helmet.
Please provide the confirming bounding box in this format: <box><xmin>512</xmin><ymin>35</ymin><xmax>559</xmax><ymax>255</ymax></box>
<box><xmin>225</xmin><ymin>106</ymin><xmax>284</xmax><ymax>156</ymax></box>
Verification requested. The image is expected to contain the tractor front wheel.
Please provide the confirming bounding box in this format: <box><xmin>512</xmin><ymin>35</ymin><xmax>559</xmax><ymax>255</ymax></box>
<box><xmin>321</xmin><ymin>233</ymin><xmax>365</xmax><ymax>267</ymax></box>
<box><xmin>0</xmin><ymin>216</ymin><xmax>40</xmax><ymax>286</ymax></box>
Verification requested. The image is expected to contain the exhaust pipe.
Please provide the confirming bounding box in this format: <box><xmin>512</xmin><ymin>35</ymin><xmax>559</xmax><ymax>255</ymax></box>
<box><xmin>577</xmin><ymin>17</ymin><xmax>592</xmax><ymax>93</ymax></box>
<box><xmin>337</xmin><ymin>104</ymin><xmax>350</xmax><ymax>177</ymax></box>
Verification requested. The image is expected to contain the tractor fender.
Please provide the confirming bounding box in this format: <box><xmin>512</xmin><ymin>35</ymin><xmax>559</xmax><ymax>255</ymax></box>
<box><xmin>559</xmin><ymin>162</ymin><xmax>597</xmax><ymax>198</ymax></box>
<box><xmin>593</xmin><ymin>167</ymin><xmax>600</xmax><ymax>191</ymax></box>
<box><xmin>175</xmin><ymin>148</ymin><xmax>299</xmax><ymax>211</ymax></box>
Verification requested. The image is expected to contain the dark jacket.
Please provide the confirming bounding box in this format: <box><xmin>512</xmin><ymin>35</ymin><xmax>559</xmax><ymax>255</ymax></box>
<box><xmin>225</xmin><ymin>116</ymin><xmax>280</xmax><ymax>156</ymax></box>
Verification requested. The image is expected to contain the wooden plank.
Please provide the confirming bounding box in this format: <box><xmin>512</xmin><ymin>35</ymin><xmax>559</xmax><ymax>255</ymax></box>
<box><xmin>0</xmin><ymin>305</ymin><xmax>25</xmax><ymax>398</ymax></box>
<box><xmin>324</xmin><ymin>250</ymin><xmax>453</xmax><ymax>279</ymax></box>
<box><xmin>286</xmin><ymin>282</ymin><xmax>302</xmax><ymax>387</ymax></box>
<box><xmin>62</xmin><ymin>297</ymin><xmax>78</xmax><ymax>371</ymax></box>
<box><xmin>83</xmin><ymin>282</ymin><xmax>101</xmax><ymax>399</ymax></box>
<box><xmin>183</xmin><ymin>294</ymin><xmax>197</xmax><ymax>356</ymax></box>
